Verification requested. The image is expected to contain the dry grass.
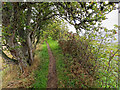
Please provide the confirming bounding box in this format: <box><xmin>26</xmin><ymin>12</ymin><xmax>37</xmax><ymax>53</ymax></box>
<box><xmin>2</xmin><ymin>44</ymin><xmax>42</xmax><ymax>88</ymax></box>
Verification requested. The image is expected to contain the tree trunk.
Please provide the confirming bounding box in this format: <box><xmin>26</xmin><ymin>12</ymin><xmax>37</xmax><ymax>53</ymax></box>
<box><xmin>26</xmin><ymin>4</ymin><xmax>34</xmax><ymax>65</ymax></box>
<box><xmin>27</xmin><ymin>33</ymin><xmax>34</xmax><ymax>65</ymax></box>
<box><xmin>2</xmin><ymin>3</ymin><xmax>28</xmax><ymax>72</ymax></box>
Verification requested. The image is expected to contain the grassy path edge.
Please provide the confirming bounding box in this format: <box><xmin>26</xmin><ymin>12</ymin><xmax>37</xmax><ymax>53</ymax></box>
<box><xmin>33</xmin><ymin>42</ymin><xmax>49</xmax><ymax>88</ymax></box>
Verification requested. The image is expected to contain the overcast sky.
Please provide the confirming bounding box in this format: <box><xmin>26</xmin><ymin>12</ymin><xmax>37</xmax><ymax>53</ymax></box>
<box><xmin>102</xmin><ymin>10</ymin><xmax>118</xmax><ymax>29</ymax></box>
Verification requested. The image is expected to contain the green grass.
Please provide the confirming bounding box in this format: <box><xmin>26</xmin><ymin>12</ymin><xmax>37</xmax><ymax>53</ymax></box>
<box><xmin>33</xmin><ymin>41</ymin><xmax>49</xmax><ymax>88</ymax></box>
<box><xmin>47</xmin><ymin>39</ymin><xmax>75</xmax><ymax>88</ymax></box>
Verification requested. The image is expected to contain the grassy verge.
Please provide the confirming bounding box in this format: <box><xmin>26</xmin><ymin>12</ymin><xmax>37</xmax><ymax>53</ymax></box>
<box><xmin>33</xmin><ymin>41</ymin><xmax>49</xmax><ymax>88</ymax></box>
<box><xmin>47</xmin><ymin>39</ymin><xmax>75</xmax><ymax>88</ymax></box>
<box><xmin>2</xmin><ymin>50</ymin><xmax>40</xmax><ymax>88</ymax></box>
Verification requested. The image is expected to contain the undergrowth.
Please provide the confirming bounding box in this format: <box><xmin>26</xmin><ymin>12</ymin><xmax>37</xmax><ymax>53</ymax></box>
<box><xmin>2</xmin><ymin>51</ymin><xmax>40</xmax><ymax>88</ymax></box>
<box><xmin>33</xmin><ymin>41</ymin><xmax>49</xmax><ymax>88</ymax></box>
<box><xmin>47</xmin><ymin>39</ymin><xmax>86</xmax><ymax>88</ymax></box>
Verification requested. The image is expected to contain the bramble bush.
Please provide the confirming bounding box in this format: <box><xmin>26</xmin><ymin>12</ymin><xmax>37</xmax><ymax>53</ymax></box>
<box><xmin>58</xmin><ymin>25</ymin><xmax>118</xmax><ymax>88</ymax></box>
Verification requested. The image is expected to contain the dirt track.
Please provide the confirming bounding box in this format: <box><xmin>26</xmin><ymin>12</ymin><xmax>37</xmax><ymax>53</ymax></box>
<box><xmin>46</xmin><ymin>42</ymin><xmax>57</xmax><ymax>88</ymax></box>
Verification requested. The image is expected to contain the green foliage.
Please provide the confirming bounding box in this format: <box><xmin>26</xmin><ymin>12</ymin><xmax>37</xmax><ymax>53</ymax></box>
<box><xmin>58</xmin><ymin>24</ymin><xmax>118</xmax><ymax>88</ymax></box>
<box><xmin>42</xmin><ymin>18</ymin><xmax>69</xmax><ymax>41</ymax></box>
<box><xmin>94</xmin><ymin>43</ymin><xmax>118</xmax><ymax>88</ymax></box>
<box><xmin>86</xmin><ymin>25</ymin><xmax>118</xmax><ymax>88</ymax></box>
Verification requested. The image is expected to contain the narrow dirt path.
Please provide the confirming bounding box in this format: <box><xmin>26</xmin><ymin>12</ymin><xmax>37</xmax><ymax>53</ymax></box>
<box><xmin>46</xmin><ymin>41</ymin><xmax>57</xmax><ymax>88</ymax></box>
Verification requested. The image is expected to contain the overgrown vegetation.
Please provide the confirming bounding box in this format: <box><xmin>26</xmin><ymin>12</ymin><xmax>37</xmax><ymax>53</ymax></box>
<box><xmin>47</xmin><ymin>35</ymin><xmax>118</xmax><ymax>88</ymax></box>
<box><xmin>1</xmin><ymin>2</ymin><xmax>119</xmax><ymax>88</ymax></box>
<box><xmin>58</xmin><ymin>32</ymin><xmax>118</xmax><ymax>88</ymax></box>
<box><xmin>33</xmin><ymin>41</ymin><xmax>49</xmax><ymax>88</ymax></box>
<box><xmin>1</xmin><ymin>50</ymin><xmax>40</xmax><ymax>88</ymax></box>
<box><xmin>48</xmin><ymin>39</ymin><xmax>93</xmax><ymax>88</ymax></box>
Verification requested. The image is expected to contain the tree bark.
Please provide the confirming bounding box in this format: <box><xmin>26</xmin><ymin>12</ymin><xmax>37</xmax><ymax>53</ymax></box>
<box><xmin>27</xmin><ymin>33</ymin><xmax>34</xmax><ymax>65</ymax></box>
<box><xmin>26</xmin><ymin>4</ymin><xmax>34</xmax><ymax>65</ymax></box>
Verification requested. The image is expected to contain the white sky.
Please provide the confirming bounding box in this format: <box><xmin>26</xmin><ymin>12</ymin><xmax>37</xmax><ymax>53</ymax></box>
<box><xmin>102</xmin><ymin>10</ymin><xmax>118</xmax><ymax>30</ymax></box>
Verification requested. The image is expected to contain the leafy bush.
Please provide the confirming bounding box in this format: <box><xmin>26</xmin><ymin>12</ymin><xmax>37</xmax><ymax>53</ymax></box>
<box><xmin>58</xmin><ymin>27</ymin><xmax>118</xmax><ymax>88</ymax></box>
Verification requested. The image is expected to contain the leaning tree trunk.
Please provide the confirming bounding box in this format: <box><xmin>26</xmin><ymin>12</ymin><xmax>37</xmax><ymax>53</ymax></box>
<box><xmin>26</xmin><ymin>4</ymin><xmax>34</xmax><ymax>65</ymax></box>
<box><xmin>27</xmin><ymin>33</ymin><xmax>34</xmax><ymax>65</ymax></box>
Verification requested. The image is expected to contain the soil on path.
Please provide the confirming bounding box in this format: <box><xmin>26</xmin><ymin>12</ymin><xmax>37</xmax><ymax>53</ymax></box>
<box><xmin>46</xmin><ymin>42</ymin><xmax>57</xmax><ymax>88</ymax></box>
